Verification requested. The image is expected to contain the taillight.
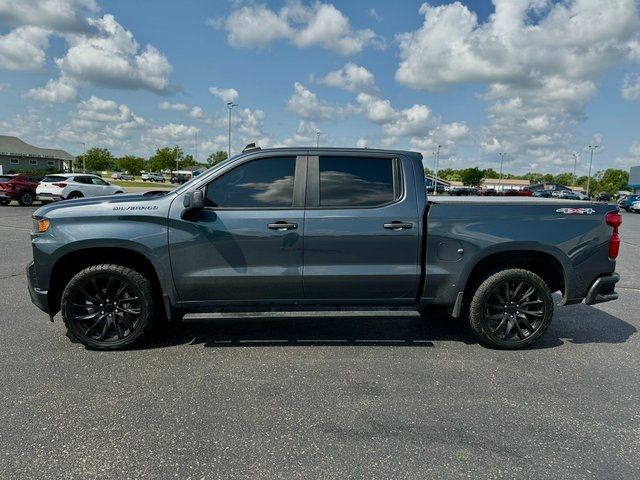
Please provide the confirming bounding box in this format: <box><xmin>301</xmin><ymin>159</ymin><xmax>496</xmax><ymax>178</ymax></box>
<box><xmin>52</xmin><ymin>182</ymin><xmax>67</xmax><ymax>187</ymax></box>
<box><xmin>606</xmin><ymin>211</ymin><xmax>622</xmax><ymax>259</ymax></box>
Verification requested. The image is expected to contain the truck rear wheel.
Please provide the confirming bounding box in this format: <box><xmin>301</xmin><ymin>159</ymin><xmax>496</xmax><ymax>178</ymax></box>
<box><xmin>468</xmin><ymin>268</ymin><xmax>553</xmax><ymax>349</ymax></box>
<box><xmin>61</xmin><ymin>264</ymin><xmax>155</xmax><ymax>350</ymax></box>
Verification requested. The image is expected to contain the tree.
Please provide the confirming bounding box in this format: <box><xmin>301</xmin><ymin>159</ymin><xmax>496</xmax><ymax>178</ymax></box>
<box><xmin>180</xmin><ymin>154</ymin><xmax>197</xmax><ymax>168</ymax></box>
<box><xmin>147</xmin><ymin>146</ymin><xmax>183</xmax><ymax>172</ymax></box>
<box><xmin>116</xmin><ymin>156</ymin><xmax>145</xmax><ymax>176</ymax></box>
<box><xmin>460</xmin><ymin>167</ymin><xmax>484</xmax><ymax>187</ymax></box>
<box><xmin>553</xmin><ymin>172</ymin><xmax>574</xmax><ymax>186</ymax></box>
<box><xmin>207</xmin><ymin>151</ymin><xmax>228</xmax><ymax>166</ymax></box>
<box><xmin>77</xmin><ymin>147</ymin><xmax>114</xmax><ymax>172</ymax></box>
<box><xmin>598</xmin><ymin>169</ymin><xmax>629</xmax><ymax>194</ymax></box>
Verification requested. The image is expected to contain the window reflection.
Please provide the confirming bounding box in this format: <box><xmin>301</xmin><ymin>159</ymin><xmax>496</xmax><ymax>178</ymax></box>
<box><xmin>320</xmin><ymin>157</ymin><xmax>395</xmax><ymax>207</ymax></box>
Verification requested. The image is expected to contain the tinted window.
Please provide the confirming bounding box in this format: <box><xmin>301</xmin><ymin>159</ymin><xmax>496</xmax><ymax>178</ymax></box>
<box><xmin>319</xmin><ymin>157</ymin><xmax>396</xmax><ymax>207</ymax></box>
<box><xmin>0</xmin><ymin>175</ymin><xmax>12</xmax><ymax>183</ymax></box>
<box><xmin>42</xmin><ymin>175</ymin><xmax>67</xmax><ymax>183</ymax></box>
<box><xmin>91</xmin><ymin>177</ymin><xmax>108</xmax><ymax>185</ymax></box>
<box><xmin>205</xmin><ymin>157</ymin><xmax>296</xmax><ymax>208</ymax></box>
<box><xmin>74</xmin><ymin>176</ymin><xmax>92</xmax><ymax>184</ymax></box>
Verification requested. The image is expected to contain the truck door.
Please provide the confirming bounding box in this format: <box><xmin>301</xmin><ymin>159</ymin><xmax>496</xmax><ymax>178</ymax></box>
<box><xmin>303</xmin><ymin>155</ymin><xmax>421</xmax><ymax>301</ymax></box>
<box><xmin>168</xmin><ymin>155</ymin><xmax>306</xmax><ymax>304</ymax></box>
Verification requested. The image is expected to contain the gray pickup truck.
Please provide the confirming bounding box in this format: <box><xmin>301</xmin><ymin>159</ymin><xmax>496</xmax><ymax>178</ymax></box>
<box><xmin>27</xmin><ymin>147</ymin><xmax>622</xmax><ymax>350</ymax></box>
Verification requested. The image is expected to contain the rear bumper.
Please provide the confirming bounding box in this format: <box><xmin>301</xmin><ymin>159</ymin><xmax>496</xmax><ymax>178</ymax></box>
<box><xmin>36</xmin><ymin>193</ymin><xmax>63</xmax><ymax>202</ymax></box>
<box><xmin>584</xmin><ymin>273</ymin><xmax>620</xmax><ymax>305</ymax></box>
<box><xmin>27</xmin><ymin>262</ymin><xmax>50</xmax><ymax>314</ymax></box>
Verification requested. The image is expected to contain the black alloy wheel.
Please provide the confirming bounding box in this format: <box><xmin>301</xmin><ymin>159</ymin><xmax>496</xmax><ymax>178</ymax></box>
<box><xmin>468</xmin><ymin>269</ymin><xmax>553</xmax><ymax>349</ymax></box>
<box><xmin>18</xmin><ymin>191</ymin><xmax>34</xmax><ymax>206</ymax></box>
<box><xmin>61</xmin><ymin>264</ymin><xmax>154</xmax><ymax>349</ymax></box>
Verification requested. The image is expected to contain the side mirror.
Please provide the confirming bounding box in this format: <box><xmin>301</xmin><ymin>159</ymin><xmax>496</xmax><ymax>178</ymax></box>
<box><xmin>183</xmin><ymin>189</ymin><xmax>204</xmax><ymax>210</ymax></box>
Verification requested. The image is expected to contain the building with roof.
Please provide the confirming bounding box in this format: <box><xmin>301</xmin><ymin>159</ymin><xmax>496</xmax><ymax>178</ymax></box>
<box><xmin>0</xmin><ymin>135</ymin><xmax>74</xmax><ymax>174</ymax></box>
<box><xmin>629</xmin><ymin>166</ymin><xmax>640</xmax><ymax>194</ymax></box>
<box><xmin>481</xmin><ymin>178</ymin><xmax>531</xmax><ymax>192</ymax></box>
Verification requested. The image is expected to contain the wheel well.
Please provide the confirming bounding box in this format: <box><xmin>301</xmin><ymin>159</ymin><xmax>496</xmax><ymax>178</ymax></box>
<box><xmin>48</xmin><ymin>247</ymin><xmax>164</xmax><ymax>316</ymax></box>
<box><xmin>464</xmin><ymin>250</ymin><xmax>565</xmax><ymax>300</ymax></box>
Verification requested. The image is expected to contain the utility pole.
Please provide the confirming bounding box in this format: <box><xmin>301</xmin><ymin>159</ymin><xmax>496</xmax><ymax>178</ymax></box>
<box><xmin>195</xmin><ymin>131</ymin><xmax>198</xmax><ymax>164</ymax></box>
<box><xmin>78</xmin><ymin>141</ymin><xmax>86</xmax><ymax>173</ymax></box>
<box><xmin>587</xmin><ymin>145</ymin><xmax>599</xmax><ymax>197</ymax></box>
<box><xmin>498</xmin><ymin>152</ymin><xmax>507</xmax><ymax>193</ymax></box>
<box><xmin>434</xmin><ymin>144</ymin><xmax>441</xmax><ymax>194</ymax></box>
<box><xmin>316</xmin><ymin>131</ymin><xmax>322</xmax><ymax>148</ymax></box>
<box><xmin>572</xmin><ymin>152</ymin><xmax>579</xmax><ymax>187</ymax></box>
<box><xmin>227</xmin><ymin>102</ymin><xmax>238</xmax><ymax>158</ymax></box>
<box><xmin>175</xmin><ymin>144</ymin><xmax>180</xmax><ymax>172</ymax></box>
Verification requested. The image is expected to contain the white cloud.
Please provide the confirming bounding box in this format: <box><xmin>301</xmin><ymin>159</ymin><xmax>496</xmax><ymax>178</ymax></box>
<box><xmin>0</xmin><ymin>0</ymin><xmax>98</xmax><ymax>32</ymax></box>
<box><xmin>209</xmin><ymin>86</ymin><xmax>239</xmax><ymax>104</ymax></box>
<box><xmin>356</xmin><ymin>137</ymin><xmax>367</xmax><ymax>148</ymax></box>
<box><xmin>158</xmin><ymin>101</ymin><xmax>188</xmax><ymax>111</ymax></box>
<box><xmin>24</xmin><ymin>76</ymin><xmax>78</xmax><ymax>102</ymax></box>
<box><xmin>287</xmin><ymin>82</ymin><xmax>354</xmax><ymax>121</ymax></box>
<box><xmin>147</xmin><ymin>123</ymin><xmax>199</xmax><ymax>142</ymax></box>
<box><xmin>219</xmin><ymin>2</ymin><xmax>382</xmax><ymax>55</ymax></box>
<box><xmin>622</xmin><ymin>73</ymin><xmax>640</xmax><ymax>100</ymax></box>
<box><xmin>319</xmin><ymin>62</ymin><xmax>378</xmax><ymax>94</ymax></box>
<box><xmin>188</xmin><ymin>106</ymin><xmax>206</xmax><ymax>120</ymax></box>
<box><xmin>0</xmin><ymin>26</ymin><xmax>50</xmax><ymax>71</ymax></box>
<box><xmin>394</xmin><ymin>0</ymin><xmax>640</xmax><ymax>169</ymax></box>
<box><xmin>57</xmin><ymin>14</ymin><xmax>172</xmax><ymax>91</ymax></box>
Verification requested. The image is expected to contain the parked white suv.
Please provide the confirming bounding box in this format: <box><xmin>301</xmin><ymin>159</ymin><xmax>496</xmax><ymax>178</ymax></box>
<box><xmin>36</xmin><ymin>174</ymin><xmax>124</xmax><ymax>203</ymax></box>
<box><xmin>141</xmin><ymin>172</ymin><xmax>165</xmax><ymax>182</ymax></box>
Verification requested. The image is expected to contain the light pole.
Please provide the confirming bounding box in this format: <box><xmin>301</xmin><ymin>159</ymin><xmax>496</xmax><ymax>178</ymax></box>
<box><xmin>586</xmin><ymin>145</ymin><xmax>599</xmax><ymax>197</ymax></box>
<box><xmin>433</xmin><ymin>144</ymin><xmax>441</xmax><ymax>194</ymax></box>
<box><xmin>175</xmin><ymin>144</ymin><xmax>180</xmax><ymax>172</ymax></box>
<box><xmin>316</xmin><ymin>131</ymin><xmax>322</xmax><ymax>148</ymax></box>
<box><xmin>572</xmin><ymin>152</ymin><xmax>579</xmax><ymax>187</ymax></box>
<box><xmin>77</xmin><ymin>141</ymin><xmax>86</xmax><ymax>173</ymax></box>
<box><xmin>498</xmin><ymin>152</ymin><xmax>506</xmax><ymax>193</ymax></box>
<box><xmin>227</xmin><ymin>102</ymin><xmax>238</xmax><ymax>158</ymax></box>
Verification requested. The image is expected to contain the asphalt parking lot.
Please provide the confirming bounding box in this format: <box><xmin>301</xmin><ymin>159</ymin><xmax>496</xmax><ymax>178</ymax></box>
<box><xmin>1</xmin><ymin>203</ymin><xmax>639</xmax><ymax>479</ymax></box>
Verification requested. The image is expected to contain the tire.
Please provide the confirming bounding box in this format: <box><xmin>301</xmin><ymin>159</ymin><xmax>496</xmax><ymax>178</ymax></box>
<box><xmin>66</xmin><ymin>191</ymin><xmax>84</xmax><ymax>199</ymax></box>
<box><xmin>468</xmin><ymin>268</ymin><xmax>553</xmax><ymax>349</ymax></box>
<box><xmin>61</xmin><ymin>264</ymin><xmax>155</xmax><ymax>350</ymax></box>
<box><xmin>17</xmin><ymin>190</ymin><xmax>35</xmax><ymax>206</ymax></box>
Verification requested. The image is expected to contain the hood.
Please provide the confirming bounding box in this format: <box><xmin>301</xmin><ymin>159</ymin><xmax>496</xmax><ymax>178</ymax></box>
<box><xmin>34</xmin><ymin>191</ymin><xmax>172</xmax><ymax>218</ymax></box>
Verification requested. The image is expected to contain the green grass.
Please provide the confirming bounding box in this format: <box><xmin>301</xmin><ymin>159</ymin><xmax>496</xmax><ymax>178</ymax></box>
<box><xmin>109</xmin><ymin>179</ymin><xmax>172</xmax><ymax>189</ymax></box>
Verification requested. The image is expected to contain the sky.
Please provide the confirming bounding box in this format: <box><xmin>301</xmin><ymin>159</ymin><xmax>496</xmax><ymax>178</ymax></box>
<box><xmin>0</xmin><ymin>0</ymin><xmax>639</xmax><ymax>175</ymax></box>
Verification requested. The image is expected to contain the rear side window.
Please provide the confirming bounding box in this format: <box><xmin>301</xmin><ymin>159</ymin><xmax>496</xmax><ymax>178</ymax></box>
<box><xmin>74</xmin><ymin>176</ymin><xmax>91</xmax><ymax>184</ymax></box>
<box><xmin>205</xmin><ymin>157</ymin><xmax>296</xmax><ymax>208</ymax></box>
<box><xmin>0</xmin><ymin>176</ymin><xmax>12</xmax><ymax>183</ymax></box>
<box><xmin>319</xmin><ymin>157</ymin><xmax>397</xmax><ymax>207</ymax></box>
<box><xmin>42</xmin><ymin>175</ymin><xmax>67</xmax><ymax>183</ymax></box>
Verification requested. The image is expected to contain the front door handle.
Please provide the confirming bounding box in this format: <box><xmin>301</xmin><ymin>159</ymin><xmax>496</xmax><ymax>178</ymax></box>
<box><xmin>268</xmin><ymin>221</ymin><xmax>298</xmax><ymax>231</ymax></box>
<box><xmin>384</xmin><ymin>221</ymin><xmax>413</xmax><ymax>230</ymax></box>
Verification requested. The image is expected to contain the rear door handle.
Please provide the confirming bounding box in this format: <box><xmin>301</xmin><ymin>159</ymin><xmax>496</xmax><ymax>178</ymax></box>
<box><xmin>268</xmin><ymin>221</ymin><xmax>298</xmax><ymax>231</ymax></box>
<box><xmin>384</xmin><ymin>221</ymin><xmax>413</xmax><ymax>230</ymax></box>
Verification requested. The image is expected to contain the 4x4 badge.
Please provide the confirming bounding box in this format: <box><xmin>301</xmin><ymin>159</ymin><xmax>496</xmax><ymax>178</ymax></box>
<box><xmin>556</xmin><ymin>207</ymin><xmax>595</xmax><ymax>215</ymax></box>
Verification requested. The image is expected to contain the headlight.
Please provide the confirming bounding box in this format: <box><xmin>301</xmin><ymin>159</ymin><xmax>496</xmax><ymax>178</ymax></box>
<box><xmin>33</xmin><ymin>217</ymin><xmax>50</xmax><ymax>234</ymax></box>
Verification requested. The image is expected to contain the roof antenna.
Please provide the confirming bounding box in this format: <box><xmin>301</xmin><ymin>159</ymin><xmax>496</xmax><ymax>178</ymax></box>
<box><xmin>242</xmin><ymin>142</ymin><xmax>261</xmax><ymax>153</ymax></box>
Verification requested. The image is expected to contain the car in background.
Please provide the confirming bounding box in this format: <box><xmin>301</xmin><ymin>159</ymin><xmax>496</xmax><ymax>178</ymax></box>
<box><xmin>559</xmin><ymin>191</ymin><xmax>580</xmax><ymax>200</ymax></box>
<box><xmin>503</xmin><ymin>189</ymin><xmax>521</xmax><ymax>196</ymax></box>
<box><xmin>629</xmin><ymin>201</ymin><xmax>640</xmax><ymax>213</ymax></box>
<box><xmin>477</xmin><ymin>188</ymin><xmax>497</xmax><ymax>196</ymax></box>
<box><xmin>596</xmin><ymin>192</ymin><xmax>612</xmax><ymax>202</ymax></box>
<box><xmin>0</xmin><ymin>174</ymin><xmax>43</xmax><ymax>206</ymax></box>
<box><xmin>618</xmin><ymin>194</ymin><xmax>640</xmax><ymax>212</ymax></box>
<box><xmin>141</xmin><ymin>172</ymin><xmax>165</xmax><ymax>182</ymax></box>
<box><xmin>36</xmin><ymin>174</ymin><xmax>124</xmax><ymax>203</ymax></box>
<box><xmin>518</xmin><ymin>188</ymin><xmax>534</xmax><ymax>197</ymax></box>
<box><xmin>170</xmin><ymin>173</ymin><xmax>191</xmax><ymax>184</ymax></box>
<box><xmin>111</xmin><ymin>172</ymin><xmax>135</xmax><ymax>181</ymax></box>
<box><xmin>532</xmin><ymin>190</ymin><xmax>551</xmax><ymax>198</ymax></box>
<box><xmin>449</xmin><ymin>187</ymin><xmax>475</xmax><ymax>196</ymax></box>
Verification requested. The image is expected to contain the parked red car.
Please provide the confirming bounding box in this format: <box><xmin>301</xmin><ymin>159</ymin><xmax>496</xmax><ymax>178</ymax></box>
<box><xmin>0</xmin><ymin>174</ymin><xmax>43</xmax><ymax>206</ymax></box>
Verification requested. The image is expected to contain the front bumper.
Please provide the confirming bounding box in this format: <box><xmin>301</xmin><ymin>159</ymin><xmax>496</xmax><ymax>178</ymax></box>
<box><xmin>0</xmin><ymin>191</ymin><xmax>12</xmax><ymax>201</ymax></box>
<box><xmin>27</xmin><ymin>262</ymin><xmax>50</xmax><ymax>315</ymax></box>
<box><xmin>584</xmin><ymin>273</ymin><xmax>620</xmax><ymax>305</ymax></box>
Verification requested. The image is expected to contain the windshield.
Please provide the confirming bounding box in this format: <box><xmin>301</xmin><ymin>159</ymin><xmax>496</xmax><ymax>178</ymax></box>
<box><xmin>42</xmin><ymin>175</ymin><xmax>67</xmax><ymax>183</ymax></box>
<box><xmin>0</xmin><ymin>175</ymin><xmax>12</xmax><ymax>183</ymax></box>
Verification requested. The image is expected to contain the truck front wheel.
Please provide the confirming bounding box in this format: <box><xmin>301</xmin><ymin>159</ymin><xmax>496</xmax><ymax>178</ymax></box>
<box><xmin>468</xmin><ymin>268</ymin><xmax>553</xmax><ymax>349</ymax></box>
<box><xmin>60</xmin><ymin>264</ymin><xmax>155</xmax><ymax>350</ymax></box>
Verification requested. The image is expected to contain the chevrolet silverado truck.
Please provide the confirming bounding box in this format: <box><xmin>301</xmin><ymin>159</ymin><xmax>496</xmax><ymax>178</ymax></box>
<box><xmin>27</xmin><ymin>147</ymin><xmax>622</xmax><ymax>350</ymax></box>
